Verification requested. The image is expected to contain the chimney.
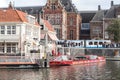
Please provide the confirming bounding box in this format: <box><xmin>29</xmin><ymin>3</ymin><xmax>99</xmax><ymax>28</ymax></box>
<box><xmin>98</xmin><ymin>5</ymin><xmax>101</xmax><ymax>10</ymax></box>
<box><xmin>8</xmin><ymin>1</ymin><xmax>14</xmax><ymax>9</ymax></box>
<box><xmin>111</xmin><ymin>1</ymin><xmax>114</xmax><ymax>7</ymax></box>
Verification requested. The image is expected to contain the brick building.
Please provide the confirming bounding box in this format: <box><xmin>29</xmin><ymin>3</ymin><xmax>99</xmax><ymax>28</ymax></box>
<box><xmin>90</xmin><ymin>1</ymin><xmax>120</xmax><ymax>40</ymax></box>
<box><xmin>15</xmin><ymin>0</ymin><xmax>120</xmax><ymax>41</ymax></box>
<box><xmin>16</xmin><ymin>0</ymin><xmax>81</xmax><ymax>40</ymax></box>
<box><xmin>42</xmin><ymin>0</ymin><xmax>81</xmax><ymax>40</ymax></box>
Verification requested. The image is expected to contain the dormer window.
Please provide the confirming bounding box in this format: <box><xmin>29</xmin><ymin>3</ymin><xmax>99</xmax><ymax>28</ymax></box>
<box><xmin>27</xmin><ymin>15</ymin><xmax>35</xmax><ymax>24</ymax></box>
<box><xmin>51</xmin><ymin>4</ymin><xmax>56</xmax><ymax>10</ymax></box>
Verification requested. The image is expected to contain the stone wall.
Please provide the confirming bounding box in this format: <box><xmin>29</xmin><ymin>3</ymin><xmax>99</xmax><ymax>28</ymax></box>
<box><xmin>85</xmin><ymin>48</ymin><xmax>120</xmax><ymax>57</ymax></box>
<box><xmin>57</xmin><ymin>47</ymin><xmax>120</xmax><ymax>57</ymax></box>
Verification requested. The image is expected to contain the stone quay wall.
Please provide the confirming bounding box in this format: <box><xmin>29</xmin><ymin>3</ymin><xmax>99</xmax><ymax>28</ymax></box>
<box><xmin>85</xmin><ymin>48</ymin><xmax>120</xmax><ymax>57</ymax></box>
<box><xmin>58</xmin><ymin>47</ymin><xmax>120</xmax><ymax>57</ymax></box>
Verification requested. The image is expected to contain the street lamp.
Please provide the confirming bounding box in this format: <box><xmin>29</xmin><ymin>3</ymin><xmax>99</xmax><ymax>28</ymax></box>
<box><xmin>103</xmin><ymin>17</ymin><xmax>105</xmax><ymax>39</ymax></box>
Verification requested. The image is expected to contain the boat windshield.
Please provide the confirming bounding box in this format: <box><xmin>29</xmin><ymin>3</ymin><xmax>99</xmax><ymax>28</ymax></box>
<box><xmin>53</xmin><ymin>55</ymin><xmax>69</xmax><ymax>61</ymax></box>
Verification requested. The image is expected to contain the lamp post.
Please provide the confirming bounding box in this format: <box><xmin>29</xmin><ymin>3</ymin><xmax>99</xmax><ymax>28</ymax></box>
<box><xmin>103</xmin><ymin>14</ymin><xmax>105</xmax><ymax>40</ymax></box>
<box><xmin>44</xmin><ymin>32</ymin><xmax>50</xmax><ymax>67</ymax></box>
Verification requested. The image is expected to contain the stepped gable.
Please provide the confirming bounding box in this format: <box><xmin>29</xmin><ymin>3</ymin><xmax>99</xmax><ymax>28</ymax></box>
<box><xmin>60</xmin><ymin>0</ymin><xmax>77</xmax><ymax>12</ymax></box>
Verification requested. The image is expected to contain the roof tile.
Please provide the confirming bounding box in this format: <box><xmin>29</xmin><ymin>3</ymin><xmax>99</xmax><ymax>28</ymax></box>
<box><xmin>0</xmin><ymin>8</ymin><xmax>39</xmax><ymax>26</ymax></box>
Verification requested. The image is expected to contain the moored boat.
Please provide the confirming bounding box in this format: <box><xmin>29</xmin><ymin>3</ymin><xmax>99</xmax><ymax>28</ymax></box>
<box><xmin>50</xmin><ymin>55</ymin><xmax>72</xmax><ymax>66</ymax></box>
<box><xmin>49</xmin><ymin>55</ymin><xmax>106</xmax><ymax>66</ymax></box>
<box><xmin>72</xmin><ymin>55</ymin><xmax>105</xmax><ymax>65</ymax></box>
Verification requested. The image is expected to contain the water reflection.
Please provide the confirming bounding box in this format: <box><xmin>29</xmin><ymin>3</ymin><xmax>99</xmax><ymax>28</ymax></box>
<box><xmin>0</xmin><ymin>61</ymin><xmax>120</xmax><ymax>80</ymax></box>
<box><xmin>49</xmin><ymin>62</ymin><xmax>106</xmax><ymax>80</ymax></box>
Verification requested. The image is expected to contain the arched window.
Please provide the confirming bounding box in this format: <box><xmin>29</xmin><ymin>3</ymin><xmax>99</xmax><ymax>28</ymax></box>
<box><xmin>70</xmin><ymin>18</ymin><xmax>73</xmax><ymax>26</ymax></box>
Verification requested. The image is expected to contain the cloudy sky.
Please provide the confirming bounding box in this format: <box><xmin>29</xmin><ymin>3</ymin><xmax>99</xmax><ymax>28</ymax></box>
<box><xmin>0</xmin><ymin>0</ymin><xmax>120</xmax><ymax>11</ymax></box>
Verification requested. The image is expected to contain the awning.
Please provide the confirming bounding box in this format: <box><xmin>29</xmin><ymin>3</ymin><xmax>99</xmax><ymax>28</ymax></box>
<box><xmin>48</xmin><ymin>33</ymin><xmax>58</xmax><ymax>41</ymax></box>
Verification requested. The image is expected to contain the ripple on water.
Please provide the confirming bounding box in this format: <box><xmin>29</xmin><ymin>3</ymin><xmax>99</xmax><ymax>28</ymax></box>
<box><xmin>0</xmin><ymin>62</ymin><xmax>120</xmax><ymax>80</ymax></box>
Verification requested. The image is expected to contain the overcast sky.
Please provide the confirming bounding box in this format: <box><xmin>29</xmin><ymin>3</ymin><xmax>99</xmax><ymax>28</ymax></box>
<box><xmin>0</xmin><ymin>0</ymin><xmax>120</xmax><ymax>11</ymax></box>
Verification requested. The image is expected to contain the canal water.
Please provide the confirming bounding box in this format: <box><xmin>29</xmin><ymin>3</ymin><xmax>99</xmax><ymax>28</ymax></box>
<box><xmin>0</xmin><ymin>61</ymin><xmax>120</xmax><ymax>80</ymax></box>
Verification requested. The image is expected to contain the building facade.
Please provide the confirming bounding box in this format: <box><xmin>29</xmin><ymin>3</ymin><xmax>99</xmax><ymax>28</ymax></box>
<box><xmin>79</xmin><ymin>11</ymin><xmax>96</xmax><ymax>39</ymax></box>
<box><xmin>15</xmin><ymin>1</ymin><xmax>120</xmax><ymax>41</ymax></box>
<box><xmin>90</xmin><ymin>1</ymin><xmax>120</xmax><ymax>40</ymax></box>
<box><xmin>16</xmin><ymin>0</ymin><xmax>81</xmax><ymax>40</ymax></box>
<box><xmin>0</xmin><ymin>3</ymin><xmax>40</xmax><ymax>55</ymax></box>
<box><xmin>40</xmin><ymin>19</ymin><xmax>58</xmax><ymax>58</ymax></box>
<box><xmin>41</xmin><ymin>0</ymin><xmax>81</xmax><ymax>40</ymax></box>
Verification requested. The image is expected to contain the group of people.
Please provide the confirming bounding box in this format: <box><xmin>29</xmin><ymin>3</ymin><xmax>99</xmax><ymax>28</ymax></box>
<box><xmin>102</xmin><ymin>42</ymin><xmax>120</xmax><ymax>48</ymax></box>
<box><xmin>51</xmin><ymin>50</ymin><xmax>61</xmax><ymax>56</ymax></box>
<box><xmin>56</xmin><ymin>41</ymin><xmax>84</xmax><ymax>47</ymax></box>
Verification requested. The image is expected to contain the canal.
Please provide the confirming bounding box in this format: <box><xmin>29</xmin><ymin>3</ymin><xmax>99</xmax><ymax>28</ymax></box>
<box><xmin>0</xmin><ymin>61</ymin><xmax>120</xmax><ymax>80</ymax></box>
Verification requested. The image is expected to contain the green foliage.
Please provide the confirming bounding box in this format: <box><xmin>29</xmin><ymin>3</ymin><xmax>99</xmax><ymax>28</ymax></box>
<box><xmin>106</xmin><ymin>19</ymin><xmax>120</xmax><ymax>42</ymax></box>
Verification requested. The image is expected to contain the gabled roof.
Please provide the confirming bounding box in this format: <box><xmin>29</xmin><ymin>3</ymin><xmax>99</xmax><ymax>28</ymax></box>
<box><xmin>0</xmin><ymin>8</ymin><xmax>39</xmax><ymax>26</ymax></box>
<box><xmin>105</xmin><ymin>5</ymin><xmax>120</xmax><ymax>18</ymax></box>
<box><xmin>43</xmin><ymin>20</ymin><xmax>54</xmax><ymax>32</ymax></box>
<box><xmin>60</xmin><ymin>0</ymin><xmax>77</xmax><ymax>12</ymax></box>
<box><xmin>91</xmin><ymin>10</ymin><xmax>107</xmax><ymax>21</ymax></box>
<box><xmin>91</xmin><ymin>4</ymin><xmax>120</xmax><ymax>21</ymax></box>
<box><xmin>0</xmin><ymin>9</ymin><xmax>24</xmax><ymax>22</ymax></box>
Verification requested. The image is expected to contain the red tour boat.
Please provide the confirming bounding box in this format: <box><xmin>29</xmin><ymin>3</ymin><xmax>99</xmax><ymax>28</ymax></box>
<box><xmin>50</xmin><ymin>55</ymin><xmax>105</xmax><ymax>66</ymax></box>
<box><xmin>50</xmin><ymin>55</ymin><xmax>72</xmax><ymax>66</ymax></box>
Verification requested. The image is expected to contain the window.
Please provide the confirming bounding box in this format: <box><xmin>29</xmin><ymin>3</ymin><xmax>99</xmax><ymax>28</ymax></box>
<box><xmin>94</xmin><ymin>42</ymin><xmax>98</xmax><ymax>45</ymax></box>
<box><xmin>7</xmin><ymin>43</ymin><xmax>16</xmax><ymax>53</ymax></box>
<box><xmin>81</xmin><ymin>23</ymin><xmax>90</xmax><ymax>30</ymax></box>
<box><xmin>12</xmin><ymin>26</ymin><xmax>16</xmax><ymax>34</ymax></box>
<box><xmin>12</xmin><ymin>44</ymin><xmax>16</xmax><ymax>53</ymax></box>
<box><xmin>0</xmin><ymin>26</ymin><xmax>5</xmax><ymax>34</ymax></box>
<box><xmin>7</xmin><ymin>26</ymin><xmax>11</xmax><ymax>34</ymax></box>
<box><xmin>51</xmin><ymin>4</ymin><xmax>56</xmax><ymax>10</ymax></box>
<box><xmin>92</xmin><ymin>27</ymin><xmax>101</xmax><ymax>35</ymax></box>
<box><xmin>0</xmin><ymin>43</ymin><xmax>4</xmax><ymax>53</ymax></box>
<box><xmin>56</xmin><ymin>19</ymin><xmax>60</xmax><ymax>24</ymax></box>
<box><xmin>50</xmin><ymin>19</ymin><xmax>54</xmax><ymax>25</ymax></box>
<box><xmin>89</xmin><ymin>42</ymin><xmax>93</xmax><ymax>45</ymax></box>
<box><xmin>7</xmin><ymin>44</ymin><xmax>11</xmax><ymax>53</ymax></box>
<box><xmin>99</xmin><ymin>42</ymin><xmax>103</xmax><ymax>45</ymax></box>
<box><xmin>55</xmin><ymin>28</ymin><xmax>60</xmax><ymax>39</ymax></box>
<box><xmin>70</xmin><ymin>18</ymin><xmax>73</xmax><ymax>26</ymax></box>
<box><xmin>105</xmin><ymin>32</ymin><xmax>109</xmax><ymax>39</ymax></box>
<box><xmin>7</xmin><ymin>26</ymin><xmax>16</xmax><ymax>34</ymax></box>
<box><xmin>70</xmin><ymin>30</ymin><xmax>74</xmax><ymax>40</ymax></box>
<box><xmin>0</xmin><ymin>25</ymin><xmax>16</xmax><ymax>35</ymax></box>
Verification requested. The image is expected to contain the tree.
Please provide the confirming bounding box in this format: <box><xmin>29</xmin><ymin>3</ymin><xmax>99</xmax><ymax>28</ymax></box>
<box><xmin>106</xmin><ymin>19</ymin><xmax>120</xmax><ymax>42</ymax></box>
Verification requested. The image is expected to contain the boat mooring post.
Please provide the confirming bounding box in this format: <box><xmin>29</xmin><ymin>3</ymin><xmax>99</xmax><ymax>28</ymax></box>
<box><xmin>43</xmin><ymin>33</ymin><xmax>50</xmax><ymax>68</ymax></box>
